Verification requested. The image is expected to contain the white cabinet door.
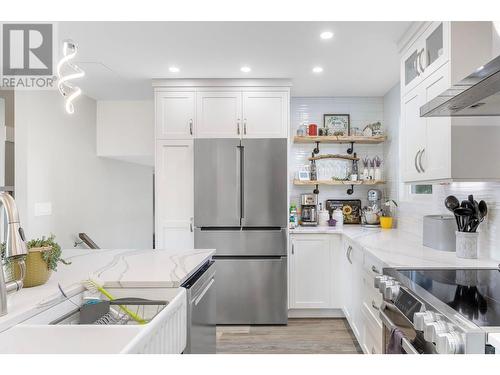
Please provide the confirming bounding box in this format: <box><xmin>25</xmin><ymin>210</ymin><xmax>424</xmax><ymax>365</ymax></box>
<box><xmin>289</xmin><ymin>235</ymin><xmax>332</xmax><ymax>309</ymax></box>
<box><xmin>420</xmin><ymin>64</ymin><xmax>451</xmax><ymax>181</ymax></box>
<box><xmin>155</xmin><ymin>140</ymin><xmax>193</xmax><ymax>250</ymax></box>
<box><xmin>242</xmin><ymin>91</ymin><xmax>288</xmax><ymax>138</ymax></box>
<box><xmin>196</xmin><ymin>92</ymin><xmax>242</xmax><ymax>138</ymax></box>
<box><xmin>343</xmin><ymin>240</ymin><xmax>364</xmax><ymax>342</ymax></box>
<box><xmin>155</xmin><ymin>92</ymin><xmax>195</xmax><ymax>139</ymax></box>
<box><xmin>402</xmin><ymin>88</ymin><xmax>426</xmax><ymax>183</ymax></box>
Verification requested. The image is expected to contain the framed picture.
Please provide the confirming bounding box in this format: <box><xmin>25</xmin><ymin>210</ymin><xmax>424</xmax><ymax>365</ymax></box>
<box><xmin>324</xmin><ymin>114</ymin><xmax>350</xmax><ymax>136</ymax></box>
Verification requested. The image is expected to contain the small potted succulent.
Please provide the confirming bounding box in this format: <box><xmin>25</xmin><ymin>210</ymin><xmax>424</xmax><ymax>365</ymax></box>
<box><xmin>380</xmin><ymin>199</ymin><xmax>398</xmax><ymax>229</ymax></box>
<box><xmin>6</xmin><ymin>234</ymin><xmax>71</xmax><ymax>287</ymax></box>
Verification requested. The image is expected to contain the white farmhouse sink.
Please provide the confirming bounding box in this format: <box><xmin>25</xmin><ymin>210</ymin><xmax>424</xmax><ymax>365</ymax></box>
<box><xmin>0</xmin><ymin>287</ymin><xmax>187</xmax><ymax>354</ymax></box>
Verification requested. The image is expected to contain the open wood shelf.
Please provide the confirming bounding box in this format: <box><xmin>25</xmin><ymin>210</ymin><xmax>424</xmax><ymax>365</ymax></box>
<box><xmin>293</xmin><ymin>135</ymin><xmax>386</xmax><ymax>144</ymax></box>
<box><xmin>293</xmin><ymin>179</ymin><xmax>385</xmax><ymax>186</ymax></box>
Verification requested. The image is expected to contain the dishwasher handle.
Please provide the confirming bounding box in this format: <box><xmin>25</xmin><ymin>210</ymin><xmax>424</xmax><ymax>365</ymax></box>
<box><xmin>194</xmin><ymin>278</ymin><xmax>215</xmax><ymax>306</ymax></box>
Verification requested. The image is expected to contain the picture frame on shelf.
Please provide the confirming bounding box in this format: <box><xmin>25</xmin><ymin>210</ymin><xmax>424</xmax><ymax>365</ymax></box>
<box><xmin>324</xmin><ymin>114</ymin><xmax>350</xmax><ymax>136</ymax></box>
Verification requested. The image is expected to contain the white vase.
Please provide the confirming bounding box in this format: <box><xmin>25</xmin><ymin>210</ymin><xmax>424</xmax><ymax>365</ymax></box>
<box><xmin>374</xmin><ymin>167</ymin><xmax>382</xmax><ymax>181</ymax></box>
<box><xmin>456</xmin><ymin>231</ymin><xmax>479</xmax><ymax>259</ymax></box>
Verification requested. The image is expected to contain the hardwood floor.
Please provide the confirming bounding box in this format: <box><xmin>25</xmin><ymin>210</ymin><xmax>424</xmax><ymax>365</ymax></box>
<box><xmin>216</xmin><ymin>318</ymin><xmax>363</xmax><ymax>354</ymax></box>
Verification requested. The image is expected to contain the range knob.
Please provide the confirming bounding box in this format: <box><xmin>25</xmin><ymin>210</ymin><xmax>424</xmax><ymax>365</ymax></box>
<box><xmin>374</xmin><ymin>275</ymin><xmax>389</xmax><ymax>289</ymax></box>
<box><xmin>413</xmin><ymin>311</ymin><xmax>436</xmax><ymax>331</ymax></box>
<box><xmin>383</xmin><ymin>282</ymin><xmax>400</xmax><ymax>301</ymax></box>
<box><xmin>378</xmin><ymin>277</ymin><xmax>395</xmax><ymax>293</ymax></box>
<box><xmin>436</xmin><ymin>331</ymin><xmax>465</xmax><ymax>354</ymax></box>
<box><xmin>424</xmin><ymin>319</ymin><xmax>451</xmax><ymax>343</ymax></box>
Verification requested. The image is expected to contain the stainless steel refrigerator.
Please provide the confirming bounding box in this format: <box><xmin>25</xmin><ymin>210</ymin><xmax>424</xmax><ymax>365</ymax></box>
<box><xmin>194</xmin><ymin>138</ymin><xmax>287</xmax><ymax>325</ymax></box>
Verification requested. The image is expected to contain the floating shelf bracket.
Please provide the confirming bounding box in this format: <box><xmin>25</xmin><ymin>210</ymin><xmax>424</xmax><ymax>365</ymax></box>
<box><xmin>313</xmin><ymin>184</ymin><xmax>319</xmax><ymax>195</ymax></box>
<box><xmin>347</xmin><ymin>184</ymin><xmax>354</xmax><ymax>195</ymax></box>
<box><xmin>313</xmin><ymin>141</ymin><xmax>320</xmax><ymax>155</ymax></box>
<box><xmin>346</xmin><ymin>142</ymin><xmax>354</xmax><ymax>155</ymax></box>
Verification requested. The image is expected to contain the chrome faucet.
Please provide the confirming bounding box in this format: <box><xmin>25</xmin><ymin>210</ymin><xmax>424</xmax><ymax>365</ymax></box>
<box><xmin>0</xmin><ymin>192</ymin><xmax>28</xmax><ymax>317</ymax></box>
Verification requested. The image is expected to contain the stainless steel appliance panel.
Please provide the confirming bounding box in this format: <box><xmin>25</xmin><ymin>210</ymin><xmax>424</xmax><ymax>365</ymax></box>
<box><xmin>183</xmin><ymin>261</ymin><xmax>216</xmax><ymax>354</ymax></box>
<box><xmin>194</xmin><ymin>228</ymin><xmax>286</xmax><ymax>256</ymax></box>
<box><xmin>241</xmin><ymin>139</ymin><xmax>287</xmax><ymax>227</ymax></box>
<box><xmin>194</xmin><ymin>139</ymin><xmax>242</xmax><ymax>227</ymax></box>
<box><xmin>214</xmin><ymin>256</ymin><xmax>287</xmax><ymax>324</ymax></box>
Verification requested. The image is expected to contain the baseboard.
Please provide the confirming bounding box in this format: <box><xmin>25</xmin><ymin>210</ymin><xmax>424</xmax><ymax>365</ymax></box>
<box><xmin>288</xmin><ymin>308</ymin><xmax>345</xmax><ymax>318</ymax></box>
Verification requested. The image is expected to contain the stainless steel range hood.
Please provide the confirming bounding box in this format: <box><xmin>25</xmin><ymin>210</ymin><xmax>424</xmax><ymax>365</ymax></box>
<box><xmin>420</xmin><ymin>54</ymin><xmax>500</xmax><ymax>117</ymax></box>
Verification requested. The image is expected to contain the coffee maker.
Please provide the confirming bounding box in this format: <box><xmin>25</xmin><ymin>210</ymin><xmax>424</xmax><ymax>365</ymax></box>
<box><xmin>362</xmin><ymin>189</ymin><xmax>382</xmax><ymax>227</ymax></box>
<box><xmin>300</xmin><ymin>194</ymin><xmax>318</xmax><ymax>226</ymax></box>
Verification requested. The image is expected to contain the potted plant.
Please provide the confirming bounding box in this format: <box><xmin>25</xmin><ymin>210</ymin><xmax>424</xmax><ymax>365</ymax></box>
<box><xmin>380</xmin><ymin>199</ymin><xmax>398</xmax><ymax>229</ymax></box>
<box><xmin>10</xmin><ymin>234</ymin><xmax>71</xmax><ymax>287</ymax></box>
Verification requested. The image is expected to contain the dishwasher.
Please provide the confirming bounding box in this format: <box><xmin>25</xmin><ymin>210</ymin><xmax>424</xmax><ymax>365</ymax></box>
<box><xmin>181</xmin><ymin>260</ymin><xmax>216</xmax><ymax>354</ymax></box>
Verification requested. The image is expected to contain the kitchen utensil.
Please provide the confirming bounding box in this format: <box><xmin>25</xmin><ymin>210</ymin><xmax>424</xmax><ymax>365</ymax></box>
<box><xmin>445</xmin><ymin>195</ymin><xmax>461</xmax><ymax>229</ymax></box>
<box><xmin>454</xmin><ymin>207</ymin><xmax>474</xmax><ymax>232</ymax></box>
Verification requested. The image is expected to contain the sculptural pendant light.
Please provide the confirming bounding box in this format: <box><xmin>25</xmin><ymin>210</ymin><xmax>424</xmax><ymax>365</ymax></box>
<box><xmin>56</xmin><ymin>40</ymin><xmax>85</xmax><ymax>114</ymax></box>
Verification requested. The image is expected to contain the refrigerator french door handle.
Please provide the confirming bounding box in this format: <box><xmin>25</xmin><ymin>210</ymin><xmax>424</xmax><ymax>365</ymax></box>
<box><xmin>240</xmin><ymin>144</ymin><xmax>245</xmax><ymax>222</ymax></box>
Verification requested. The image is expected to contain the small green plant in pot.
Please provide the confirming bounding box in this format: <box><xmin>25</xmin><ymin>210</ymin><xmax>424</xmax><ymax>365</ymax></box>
<box><xmin>12</xmin><ymin>234</ymin><xmax>71</xmax><ymax>287</ymax></box>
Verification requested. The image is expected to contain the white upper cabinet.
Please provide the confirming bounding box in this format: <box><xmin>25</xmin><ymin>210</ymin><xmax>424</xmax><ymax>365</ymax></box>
<box><xmin>401</xmin><ymin>22</ymin><xmax>450</xmax><ymax>95</ymax></box>
<box><xmin>242</xmin><ymin>91</ymin><xmax>288</xmax><ymax>138</ymax></box>
<box><xmin>196</xmin><ymin>91</ymin><xmax>242</xmax><ymax>138</ymax></box>
<box><xmin>155</xmin><ymin>139</ymin><xmax>194</xmax><ymax>250</ymax></box>
<box><xmin>400</xmin><ymin>22</ymin><xmax>497</xmax><ymax>183</ymax></box>
<box><xmin>155</xmin><ymin>92</ymin><xmax>195</xmax><ymax>139</ymax></box>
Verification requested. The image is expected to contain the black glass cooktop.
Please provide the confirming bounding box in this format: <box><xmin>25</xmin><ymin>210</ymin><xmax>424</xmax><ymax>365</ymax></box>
<box><xmin>398</xmin><ymin>269</ymin><xmax>500</xmax><ymax>327</ymax></box>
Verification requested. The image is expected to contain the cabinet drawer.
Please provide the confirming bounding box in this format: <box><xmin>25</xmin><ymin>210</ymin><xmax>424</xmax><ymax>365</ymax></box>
<box><xmin>362</xmin><ymin>302</ymin><xmax>383</xmax><ymax>354</ymax></box>
<box><xmin>363</xmin><ymin>270</ymin><xmax>383</xmax><ymax>315</ymax></box>
<box><xmin>363</xmin><ymin>251</ymin><xmax>385</xmax><ymax>276</ymax></box>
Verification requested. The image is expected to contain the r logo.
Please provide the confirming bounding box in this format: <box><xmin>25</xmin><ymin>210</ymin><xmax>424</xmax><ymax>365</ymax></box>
<box><xmin>2</xmin><ymin>24</ymin><xmax>53</xmax><ymax>76</ymax></box>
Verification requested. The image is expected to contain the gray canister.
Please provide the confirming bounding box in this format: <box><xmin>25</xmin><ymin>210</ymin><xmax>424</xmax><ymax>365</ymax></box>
<box><xmin>422</xmin><ymin>215</ymin><xmax>456</xmax><ymax>252</ymax></box>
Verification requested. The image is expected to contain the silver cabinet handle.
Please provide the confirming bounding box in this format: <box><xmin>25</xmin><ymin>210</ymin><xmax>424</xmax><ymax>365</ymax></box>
<box><xmin>190</xmin><ymin>217</ymin><xmax>193</xmax><ymax>232</ymax></box>
<box><xmin>414</xmin><ymin>150</ymin><xmax>422</xmax><ymax>173</ymax></box>
<box><xmin>371</xmin><ymin>265</ymin><xmax>380</xmax><ymax>274</ymax></box>
<box><xmin>189</xmin><ymin>119</ymin><xmax>193</xmax><ymax>136</ymax></box>
<box><xmin>243</xmin><ymin>119</ymin><xmax>247</xmax><ymax>135</ymax></box>
<box><xmin>414</xmin><ymin>50</ymin><xmax>421</xmax><ymax>76</ymax></box>
<box><xmin>346</xmin><ymin>245</ymin><xmax>353</xmax><ymax>264</ymax></box>
<box><xmin>237</xmin><ymin>119</ymin><xmax>240</xmax><ymax>135</ymax></box>
<box><xmin>418</xmin><ymin>48</ymin><xmax>426</xmax><ymax>73</ymax></box>
<box><xmin>371</xmin><ymin>300</ymin><xmax>379</xmax><ymax>310</ymax></box>
<box><xmin>419</xmin><ymin>148</ymin><xmax>425</xmax><ymax>173</ymax></box>
<box><xmin>291</xmin><ymin>242</ymin><xmax>294</xmax><ymax>255</ymax></box>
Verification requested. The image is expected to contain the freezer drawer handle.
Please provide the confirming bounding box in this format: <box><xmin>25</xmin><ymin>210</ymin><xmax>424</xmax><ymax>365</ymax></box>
<box><xmin>194</xmin><ymin>278</ymin><xmax>215</xmax><ymax>306</ymax></box>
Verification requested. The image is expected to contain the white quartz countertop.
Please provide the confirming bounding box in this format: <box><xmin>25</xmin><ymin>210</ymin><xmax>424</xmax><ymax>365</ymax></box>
<box><xmin>290</xmin><ymin>225</ymin><xmax>499</xmax><ymax>269</ymax></box>
<box><xmin>0</xmin><ymin>248</ymin><xmax>214</xmax><ymax>332</ymax></box>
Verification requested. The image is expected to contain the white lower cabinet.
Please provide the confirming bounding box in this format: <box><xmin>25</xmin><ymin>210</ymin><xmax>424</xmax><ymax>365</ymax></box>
<box><xmin>289</xmin><ymin>234</ymin><xmax>333</xmax><ymax>309</ymax></box>
<box><xmin>155</xmin><ymin>140</ymin><xmax>194</xmax><ymax>250</ymax></box>
<box><xmin>288</xmin><ymin>233</ymin><xmax>384</xmax><ymax>353</ymax></box>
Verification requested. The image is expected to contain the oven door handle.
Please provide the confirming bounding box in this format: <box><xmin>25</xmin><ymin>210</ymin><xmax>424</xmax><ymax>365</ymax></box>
<box><xmin>379</xmin><ymin>307</ymin><xmax>419</xmax><ymax>354</ymax></box>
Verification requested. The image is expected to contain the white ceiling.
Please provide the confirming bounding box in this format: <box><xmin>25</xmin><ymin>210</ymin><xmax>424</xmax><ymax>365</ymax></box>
<box><xmin>58</xmin><ymin>21</ymin><xmax>411</xmax><ymax>100</ymax></box>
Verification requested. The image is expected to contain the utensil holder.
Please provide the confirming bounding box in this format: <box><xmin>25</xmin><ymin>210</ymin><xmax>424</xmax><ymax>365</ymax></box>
<box><xmin>455</xmin><ymin>231</ymin><xmax>479</xmax><ymax>259</ymax></box>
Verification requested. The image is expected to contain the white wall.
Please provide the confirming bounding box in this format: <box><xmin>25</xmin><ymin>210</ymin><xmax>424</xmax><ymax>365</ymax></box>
<box><xmin>382</xmin><ymin>84</ymin><xmax>400</xmax><ymax>203</ymax></box>
<box><xmin>290</xmin><ymin>97</ymin><xmax>384</xmax><ymax>208</ymax></box>
<box><xmin>15</xmin><ymin>91</ymin><xmax>153</xmax><ymax>249</ymax></box>
<box><xmin>0</xmin><ymin>98</ymin><xmax>4</xmax><ymax>187</ymax></box>
<box><xmin>96</xmin><ymin>100</ymin><xmax>154</xmax><ymax>166</ymax></box>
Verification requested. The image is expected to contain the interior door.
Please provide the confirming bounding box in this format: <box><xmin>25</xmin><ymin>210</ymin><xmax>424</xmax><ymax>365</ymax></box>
<box><xmin>155</xmin><ymin>91</ymin><xmax>195</xmax><ymax>139</ymax></box>
<box><xmin>155</xmin><ymin>140</ymin><xmax>193</xmax><ymax>249</ymax></box>
<box><xmin>241</xmin><ymin>138</ymin><xmax>287</xmax><ymax>227</ymax></box>
<box><xmin>242</xmin><ymin>91</ymin><xmax>288</xmax><ymax>138</ymax></box>
<box><xmin>196</xmin><ymin>92</ymin><xmax>242</xmax><ymax>138</ymax></box>
<box><xmin>194</xmin><ymin>139</ymin><xmax>241</xmax><ymax>227</ymax></box>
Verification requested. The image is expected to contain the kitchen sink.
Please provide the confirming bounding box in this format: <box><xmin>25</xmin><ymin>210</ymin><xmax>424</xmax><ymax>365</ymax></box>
<box><xmin>0</xmin><ymin>287</ymin><xmax>187</xmax><ymax>354</ymax></box>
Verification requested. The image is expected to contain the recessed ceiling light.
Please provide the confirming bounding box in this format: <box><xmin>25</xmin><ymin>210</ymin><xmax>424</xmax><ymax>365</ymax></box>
<box><xmin>320</xmin><ymin>31</ymin><xmax>334</xmax><ymax>40</ymax></box>
<box><xmin>169</xmin><ymin>66</ymin><xmax>180</xmax><ymax>73</ymax></box>
<box><xmin>240</xmin><ymin>66</ymin><xmax>251</xmax><ymax>73</ymax></box>
<box><xmin>312</xmin><ymin>66</ymin><xmax>323</xmax><ymax>73</ymax></box>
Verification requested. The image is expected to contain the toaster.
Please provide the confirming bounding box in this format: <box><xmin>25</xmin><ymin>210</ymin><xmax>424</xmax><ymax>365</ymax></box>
<box><xmin>423</xmin><ymin>215</ymin><xmax>456</xmax><ymax>252</ymax></box>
